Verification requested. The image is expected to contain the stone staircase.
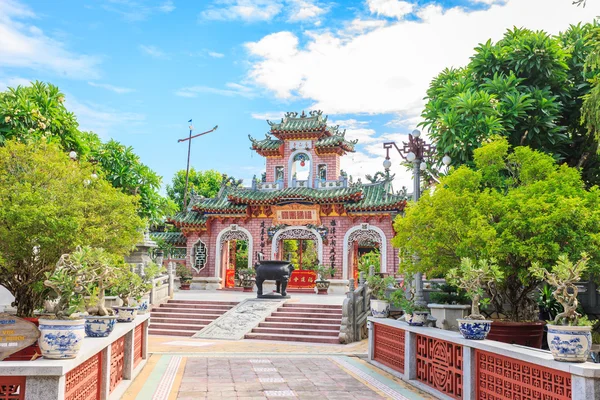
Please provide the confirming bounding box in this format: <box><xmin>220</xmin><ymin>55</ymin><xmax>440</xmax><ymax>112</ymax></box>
<box><xmin>244</xmin><ymin>303</ymin><xmax>342</xmax><ymax>344</ymax></box>
<box><xmin>148</xmin><ymin>299</ymin><xmax>238</xmax><ymax>337</ymax></box>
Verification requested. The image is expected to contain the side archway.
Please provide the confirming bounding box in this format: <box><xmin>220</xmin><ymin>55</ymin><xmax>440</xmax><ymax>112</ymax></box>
<box><xmin>342</xmin><ymin>224</ymin><xmax>387</xmax><ymax>280</ymax></box>
<box><xmin>271</xmin><ymin>226</ymin><xmax>323</xmax><ymax>264</ymax></box>
<box><xmin>214</xmin><ymin>224</ymin><xmax>253</xmax><ymax>280</ymax></box>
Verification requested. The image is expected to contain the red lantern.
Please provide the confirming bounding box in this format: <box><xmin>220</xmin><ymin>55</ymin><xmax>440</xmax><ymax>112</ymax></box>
<box><xmin>301</xmin><ymin>160</ymin><xmax>305</xmax><ymax>167</ymax></box>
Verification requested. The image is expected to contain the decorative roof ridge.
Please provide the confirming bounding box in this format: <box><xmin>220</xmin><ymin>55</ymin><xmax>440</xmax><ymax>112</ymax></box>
<box><xmin>267</xmin><ymin>110</ymin><xmax>328</xmax><ymax>128</ymax></box>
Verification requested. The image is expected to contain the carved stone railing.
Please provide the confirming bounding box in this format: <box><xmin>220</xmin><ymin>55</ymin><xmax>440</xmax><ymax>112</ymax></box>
<box><xmin>252</xmin><ymin>181</ymin><xmax>284</xmax><ymax>191</ymax></box>
<box><xmin>314</xmin><ymin>177</ymin><xmax>348</xmax><ymax>189</ymax></box>
<box><xmin>149</xmin><ymin>274</ymin><xmax>169</xmax><ymax>306</ymax></box>
<box><xmin>340</xmin><ymin>276</ymin><xmax>370</xmax><ymax>344</ymax></box>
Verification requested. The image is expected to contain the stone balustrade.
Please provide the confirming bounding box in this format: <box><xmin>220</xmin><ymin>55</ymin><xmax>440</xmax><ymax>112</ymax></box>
<box><xmin>368</xmin><ymin>317</ymin><xmax>600</xmax><ymax>400</ymax></box>
<box><xmin>0</xmin><ymin>314</ymin><xmax>149</xmax><ymax>400</ymax></box>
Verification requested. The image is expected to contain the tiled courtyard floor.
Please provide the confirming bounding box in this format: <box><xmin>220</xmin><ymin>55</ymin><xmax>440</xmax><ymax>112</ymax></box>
<box><xmin>123</xmin><ymin>353</ymin><xmax>434</xmax><ymax>400</ymax></box>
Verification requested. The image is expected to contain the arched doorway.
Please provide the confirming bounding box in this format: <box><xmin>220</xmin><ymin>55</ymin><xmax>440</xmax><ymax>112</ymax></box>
<box><xmin>343</xmin><ymin>224</ymin><xmax>387</xmax><ymax>281</ymax></box>
<box><xmin>288</xmin><ymin>150</ymin><xmax>313</xmax><ymax>187</ymax></box>
<box><xmin>215</xmin><ymin>225</ymin><xmax>253</xmax><ymax>288</ymax></box>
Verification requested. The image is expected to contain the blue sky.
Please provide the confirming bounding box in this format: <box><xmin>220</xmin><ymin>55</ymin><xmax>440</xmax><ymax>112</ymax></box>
<box><xmin>1</xmin><ymin>0</ymin><xmax>598</xmax><ymax>192</ymax></box>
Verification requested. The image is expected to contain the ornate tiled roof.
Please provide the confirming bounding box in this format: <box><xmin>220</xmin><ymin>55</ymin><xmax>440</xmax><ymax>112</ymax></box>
<box><xmin>315</xmin><ymin>131</ymin><xmax>357</xmax><ymax>153</ymax></box>
<box><xmin>150</xmin><ymin>231</ymin><xmax>186</xmax><ymax>246</ymax></box>
<box><xmin>345</xmin><ymin>183</ymin><xmax>407</xmax><ymax>212</ymax></box>
<box><xmin>167</xmin><ymin>211</ymin><xmax>209</xmax><ymax>227</ymax></box>
<box><xmin>191</xmin><ymin>187</ymin><xmax>248</xmax><ymax>212</ymax></box>
<box><xmin>267</xmin><ymin>110</ymin><xmax>328</xmax><ymax>133</ymax></box>
<box><xmin>227</xmin><ymin>186</ymin><xmax>363</xmax><ymax>205</ymax></box>
<box><xmin>248</xmin><ymin>134</ymin><xmax>283</xmax><ymax>156</ymax></box>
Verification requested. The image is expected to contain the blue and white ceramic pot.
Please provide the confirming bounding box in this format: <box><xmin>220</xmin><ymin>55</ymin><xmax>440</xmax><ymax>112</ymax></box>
<box><xmin>405</xmin><ymin>312</ymin><xmax>428</xmax><ymax>326</ymax></box>
<box><xmin>457</xmin><ymin>319</ymin><xmax>493</xmax><ymax>340</ymax></box>
<box><xmin>370</xmin><ymin>300</ymin><xmax>390</xmax><ymax>318</ymax></box>
<box><xmin>136</xmin><ymin>299</ymin><xmax>149</xmax><ymax>315</ymax></box>
<box><xmin>547</xmin><ymin>324</ymin><xmax>592</xmax><ymax>362</ymax></box>
<box><xmin>38</xmin><ymin>318</ymin><xmax>86</xmax><ymax>359</ymax></box>
<box><xmin>113</xmin><ymin>306</ymin><xmax>139</xmax><ymax>322</ymax></box>
<box><xmin>84</xmin><ymin>315</ymin><xmax>117</xmax><ymax>337</ymax></box>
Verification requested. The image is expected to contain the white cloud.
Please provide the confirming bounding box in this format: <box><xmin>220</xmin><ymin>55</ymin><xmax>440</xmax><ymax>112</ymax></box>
<box><xmin>367</xmin><ymin>0</ymin><xmax>414</xmax><ymax>19</ymax></box>
<box><xmin>330</xmin><ymin>118</ymin><xmax>378</xmax><ymax>144</ymax></box>
<box><xmin>159</xmin><ymin>1</ymin><xmax>176</xmax><ymax>13</ymax></box>
<box><xmin>139</xmin><ymin>44</ymin><xmax>168</xmax><ymax>59</ymax></box>
<box><xmin>287</xmin><ymin>0</ymin><xmax>327</xmax><ymax>23</ymax></box>
<box><xmin>245</xmin><ymin>0</ymin><xmax>600</xmax><ymax>126</ymax></box>
<box><xmin>101</xmin><ymin>0</ymin><xmax>175</xmax><ymax>21</ymax></box>
<box><xmin>0</xmin><ymin>76</ymin><xmax>31</xmax><ymax>91</ymax></box>
<box><xmin>201</xmin><ymin>0</ymin><xmax>283</xmax><ymax>22</ymax></box>
<box><xmin>65</xmin><ymin>96</ymin><xmax>145</xmax><ymax>137</ymax></box>
<box><xmin>88</xmin><ymin>81</ymin><xmax>135</xmax><ymax>94</ymax></box>
<box><xmin>0</xmin><ymin>0</ymin><xmax>100</xmax><ymax>79</ymax></box>
<box><xmin>175</xmin><ymin>82</ymin><xmax>255</xmax><ymax>98</ymax></box>
<box><xmin>208</xmin><ymin>51</ymin><xmax>225</xmax><ymax>58</ymax></box>
<box><xmin>251</xmin><ymin>111</ymin><xmax>285</xmax><ymax>120</ymax></box>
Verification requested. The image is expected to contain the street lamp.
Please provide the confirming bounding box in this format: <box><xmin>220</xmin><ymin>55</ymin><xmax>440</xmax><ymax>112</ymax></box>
<box><xmin>383</xmin><ymin>130</ymin><xmax>450</xmax><ymax>306</ymax></box>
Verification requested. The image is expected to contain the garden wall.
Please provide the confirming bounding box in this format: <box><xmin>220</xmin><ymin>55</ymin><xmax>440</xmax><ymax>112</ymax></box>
<box><xmin>0</xmin><ymin>314</ymin><xmax>149</xmax><ymax>400</ymax></box>
<box><xmin>368</xmin><ymin>317</ymin><xmax>600</xmax><ymax>400</ymax></box>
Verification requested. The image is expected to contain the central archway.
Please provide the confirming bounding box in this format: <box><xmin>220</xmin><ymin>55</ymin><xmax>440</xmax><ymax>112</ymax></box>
<box><xmin>215</xmin><ymin>224</ymin><xmax>253</xmax><ymax>282</ymax></box>
<box><xmin>271</xmin><ymin>226</ymin><xmax>323</xmax><ymax>264</ymax></box>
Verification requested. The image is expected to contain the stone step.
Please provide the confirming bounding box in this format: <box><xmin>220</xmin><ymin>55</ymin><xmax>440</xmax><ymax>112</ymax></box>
<box><xmin>150</xmin><ymin>312</ymin><xmax>219</xmax><ymax>320</ymax></box>
<box><xmin>150</xmin><ymin>317</ymin><xmax>213</xmax><ymax>326</ymax></box>
<box><xmin>153</xmin><ymin>307</ymin><xmax>225</xmax><ymax>315</ymax></box>
<box><xmin>270</xmin><ymin>311</ymin><xmax>343</xmax><ymax>319</ymax></box>
<box><xmin>244</xmin><ymin>332</ymin><xmax>340</xmax><ymax>344</ymax></box>
<box><xmin>265</xmin><ymin>316</ymin><xmax>342</xmax><ymax>324</ymax></box>
<box><xmin>251</xmin><ymin>327</ymin><xmax>339</xmax><ymax>337</ymax></box>
<box><xmin>166</xmin><ymin>300</ymin><xmax>239</xmax><ymax>306</ymax></box>
<box><xmin>258</xmin><ymin>321</ymin><xmax>341</xmax><ymax>331</ymax></box>
<box><xmin>158</xmin><ymin>304</ymin><xmax>233</xmax><ymax>311</ymax></box>
<box><xmin>149</xmin><ymin>328</ymin><xmax>197</xmax><ymax>337</ymax></box>
<box><xmin>282</xmin><ymin>303</ymin><xmax>343</xmax><ymax>310</ymax></box>
<box><xmin>276</xmin><ymin>307</ymin><xmax>342</xmax><ymax>315</ymax></box>
<box><xmin>149</xmin><ymin>322</ymin><xmax>205</xmax><ymax>331</ymax></box>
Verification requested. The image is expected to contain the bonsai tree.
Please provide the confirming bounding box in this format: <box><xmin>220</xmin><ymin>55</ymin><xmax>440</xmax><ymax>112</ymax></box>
<box><xmin>144</xmin><ymin>261</ymin><xmax>166</xmax><ymax>287</ymax></box>
<box><xmin>175</xmin><ymin>264</ymin><xmax>193</xmax><ymax>284</ymax></box>
<box><xmin>429</xmin><ymin>283</ymin><xmax>469</xmax><ymax>305</ymax></box>
<box><xmin>393</xmin><ymin>138</ymin><xmax>600</xmax><ymax>322</ymax></box>
<box><xmin>358</xmin><ymin>250</ymin><xmax>380</xmax><ymax>276</ymax></box>
<box><xmin>531</xmin><ymin>254</ymin><xmax>593</xmax><ymax>326</ymax></box>
<box><xmin>446</xmin><ymin>258</ymin><xmax>503</xmax><ymax>320</ymax></box>
<box><xmin>237</xmin><ymin>268</ymin><xmax>256</xmax><ymax>281</ymax></box>
<box><xmin>312</xmin><ymin>265</ymin><xmax>335</xmax><ymax>281</ymax></box>
<box><xmin>389</xmin><ymin>289</ymin><xmax>428</xmax><ymax>314</ymax></box>
<box><xmin>366</xmin><ymin>275</ymin><xmax>397</xmax><ymax>300</ymax></box>
<box><xmin>0</xmin><ymin>140</ymin><xmax>144</xmax><ymax>317</ymax></box>
<box><xmin>111</xmin><ymin>268</ymin><xmax>150</xmax><ymax>307</ymax></box>
<box><xmin>43</xmin><ymin>257</ymin><xmax>86</xmax><ymax>319</ymax></box>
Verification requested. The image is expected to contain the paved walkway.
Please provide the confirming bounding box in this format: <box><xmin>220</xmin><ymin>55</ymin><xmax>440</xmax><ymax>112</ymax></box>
<box><xmin>123</xmin><ymin>354</ymin><xmax>434</xmax><ymax>400</ymax></box>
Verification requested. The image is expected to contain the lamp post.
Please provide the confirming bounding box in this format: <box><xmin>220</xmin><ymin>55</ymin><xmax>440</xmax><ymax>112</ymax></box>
<box><xmin>383</xmin><ymin>129</ymin><xmax>451</xmax><ymax>306</ymax></box>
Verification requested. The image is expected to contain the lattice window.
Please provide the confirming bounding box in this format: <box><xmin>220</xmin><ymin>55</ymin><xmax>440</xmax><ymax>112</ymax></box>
<box><xmin>65</xmin><ymin>352</ymin><xmax>102</xmax><ymax>400</ymax></box>
<box><xmin>170</xmin><ymin>247</ymin><xmax>186</xmax><ymax>260</ymax></box>
<box><xmin>109</xmin><ymin>336</ymin><xmax>125</xmax><ymax>393</ymax></box>
<box><xmin>476</xmin><ymin>350</ymin><xmax>571</xmax><ymax>400</ymax></box>
<box><xmin>219</xmin><ymin>229</ymin><xmax>249</xmax><ymax>250</ymax></box>
<box><xmin>134</xmin><ymin>323</ymin><xmax>143</xmax><ymax>368</ymax></box>
<box><xmin>192</xmin><ymin>239</ymin><xmax>207</xmax><ymax>273</ymax></box>
<box><xmin>273</xmin><ymin>229</ymin><xmax>318</xmax><ymax>255</ymax></box>
<box><xmin>416</xmin><ymin>334</ymin><xmax>463</xmax><ymax>400</ymax></box>
<box><xmin>0</xmin><ymin>377</ymin><xmax>25</xmax><ymax>400</ymax></box>
<box><xmin>373</xmin><ymin>323</ymin><xmax>405</xmax><ymax>374</ymax></box>
<box><xmin>348</xmin><ymin>229</ymin><xmax>382</xmax><ymax>245</ymax></box>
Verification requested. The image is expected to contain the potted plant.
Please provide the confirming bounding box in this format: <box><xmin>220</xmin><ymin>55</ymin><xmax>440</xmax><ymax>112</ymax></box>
<box><xmin>366</xmin><ymin>275</ymin><xmax>397</xmax><ymax>318</ymax></box>
<box><xmin>112</xmin><ymin>268</ymin><xmax>149</xmax><ymax>322</ymax></box>
<box><xmin>237</xmin><ymin>268</ymin><xmax>256</xmax><ymax>292</ymax></box>
<box><xmin>39</xmin><ymin>255</ymin><xmax>87</xmax><ymax>359</ymax></box>
<box><xmin>447</xmin><ymin>258</ymin><xmax>503</xmax><ymax>340</ymax></box>
<box><xmin>390</xmin><ymin>289</ymin><xmax>429</xmax><ymax>326</ymax></box>
<box><xmin>313</xmin><ymin>265</ymin><xmax>335</xmax><ymax>295</ymax></box>
<box><xmin>427</xmin><ymin>283</ymin><xmax>471</xmax><ymax>331</ymax></box>
<box><xmin>68</xmin><ymin>247</ymin><xmax>121</xmax><ymax>338</ymax></box>
<box><xmin>176</xmin><ymin>264</ymin><xmax>193</xmax><ymax>290</ymax></box>
<box><xmin>531</xmin><ymin>254</ymin><xmax>594</xmax><ymax>362</ymax></box>
<box><xmin>137</xmin><ymin>261</ymin><xmax>165</xmax><ymax>314</ymax></box>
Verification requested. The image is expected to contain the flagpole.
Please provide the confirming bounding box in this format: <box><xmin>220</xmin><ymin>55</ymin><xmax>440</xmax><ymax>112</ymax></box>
<box><xmin>183</xmin><ymin>120</ymin><xmax>193</xmax><ymax>211</ymax></box>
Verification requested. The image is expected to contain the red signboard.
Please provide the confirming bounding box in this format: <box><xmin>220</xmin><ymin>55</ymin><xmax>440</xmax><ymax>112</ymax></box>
<box><xmin>225</xmin><ymin>269</ymin><xmax>236</xmax><ymax>288</ymax></box>
<box><xmin>288</xmin><ymin>270</ymin><xmax>317</xmax><ymax>289</ymax></box>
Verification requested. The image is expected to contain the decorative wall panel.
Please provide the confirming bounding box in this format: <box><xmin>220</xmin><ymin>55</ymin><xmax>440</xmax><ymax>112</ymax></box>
<box><xmin>134</xmin><ymin>323</ymin><xmax>143</xmax><ymax>368</ymax></box>
<box><xmin>373</xmin><ymin>323</ymin><xmax>405</xmax><ymax>374</ymax></box>
<box><xmin>416</xmin><ymin>334</ymin><xmax>463</xmax><ymax>399</ymax></box>
<box><xmin>65</xmin><ymin>352</ymin><xmax>101</xmax><ymax>400</ymax></box>
<box><xmin>0</xmin><ymin>376</ymin><xmax>26</xmax><ymax>400</ymax></box>
<box><xmin>476</xmin><ymin>350</ymin><xmax>571</xmax><ymax>400</ymax></box>
<box><xmin>109</xmin><ymin>336</ymin><xmax>125</xmax><ymax>393</ymax></box>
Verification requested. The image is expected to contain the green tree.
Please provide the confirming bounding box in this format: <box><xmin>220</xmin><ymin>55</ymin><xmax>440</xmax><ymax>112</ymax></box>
<box><xmin>0</xmin><ymin>81</ymin><xmax>99</xmax><ymax>154</ymax></box>
<box><xmin>0</xmin><ymin>140</ymin><xmax>144</xmax><ymax>316</ymax></box>
<box><xmin>421</xmin><ymin>23</ymin><xmax>600</xmax><ymax>185</ymax></box>
<box><xmin>166</xmin><ymin>168</ymin><xmax>242</xmax><ymax>210</ymax></box>
<box><xmin>92</xmin><ymin>140</ymin><xmax>176</xmax><ymax>224</ymax></box>
<box><xmin>392</xmin><ymin>138</ymin><xmax>600</xmax><ymax>322</ymax></box>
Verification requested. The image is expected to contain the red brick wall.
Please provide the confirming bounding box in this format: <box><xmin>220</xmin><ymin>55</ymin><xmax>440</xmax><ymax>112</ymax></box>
<box><xmin>183</xmin><ymin>214</ymin><xmax>399</xmax><ymax>281</ymax></box>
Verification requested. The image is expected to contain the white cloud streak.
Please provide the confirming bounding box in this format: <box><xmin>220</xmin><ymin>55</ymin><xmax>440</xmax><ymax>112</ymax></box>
<box><xmin>88</xmin><ymin>81</ymin><xmax>135</xmax><ymax>94</ymax></box>
<box><xmin>139</xmin><ymin>44</ymin><xmax>168</xmax><ymax>59</ymax></box>
<box><xmin>175</xmin><ymin>82</ymin><xmax>255</xmax><ymax>98</ymax></box>
<box><xmin>200</xmin><ymin>0</ymin><xmax>327</xmax><ymax>23</ymax></box>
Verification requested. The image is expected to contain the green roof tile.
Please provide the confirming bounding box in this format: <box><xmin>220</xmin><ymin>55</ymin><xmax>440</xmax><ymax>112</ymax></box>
<box><xmin>248</xmin><ymin>134</ymin><xmax>282</xmax><ymax>151</ymax></box>
<box><xmin>168</xmin><ymin>211</ymin><xmax>208</xmax><ymax>226</ymax></box>
<box><xmin>268</xmin><ymin>110</ymin><xmax>327</xmax><ymax>132</ymax></box>
<box><xmin>227</xmin><ymin>186</ymin><xmax>362</xmax><ymax>204</ymax></box>
<box><xmin>316</xmin><ymin>133</ymin><xmax>357</xmax><ymax>152</ymax></box>
<box><xmin>346</xmin><ymin>182</ymin><xmax>407</xmax><ymax>211</ymax></box>
<box><xmin>150</xmin><ymin>231</ymin><xmax>186</xmax><ymax>246</ymax></box>
<box><xmin>191</xmin><ymin>187</ymin><xmax>247</xmax><ymax>212</ymax></box>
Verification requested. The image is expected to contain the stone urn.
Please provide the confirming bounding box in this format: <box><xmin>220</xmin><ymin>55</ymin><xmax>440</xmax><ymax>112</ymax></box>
<box><xmin>428</xmin><ymin>303</ymin><xmax>471</xmax><ymax>331</ymax></box>
<box><xmin>370</xmin><ymin>300</ymin><xmax>390</xmax><ymax>318</ymax></box>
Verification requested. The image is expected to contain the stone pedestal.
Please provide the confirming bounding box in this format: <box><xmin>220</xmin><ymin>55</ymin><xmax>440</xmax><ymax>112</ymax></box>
<box><xmin>125</xmin><ymin>230</ymin><xmax>157</xmax><ymax>273</ymax></box>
